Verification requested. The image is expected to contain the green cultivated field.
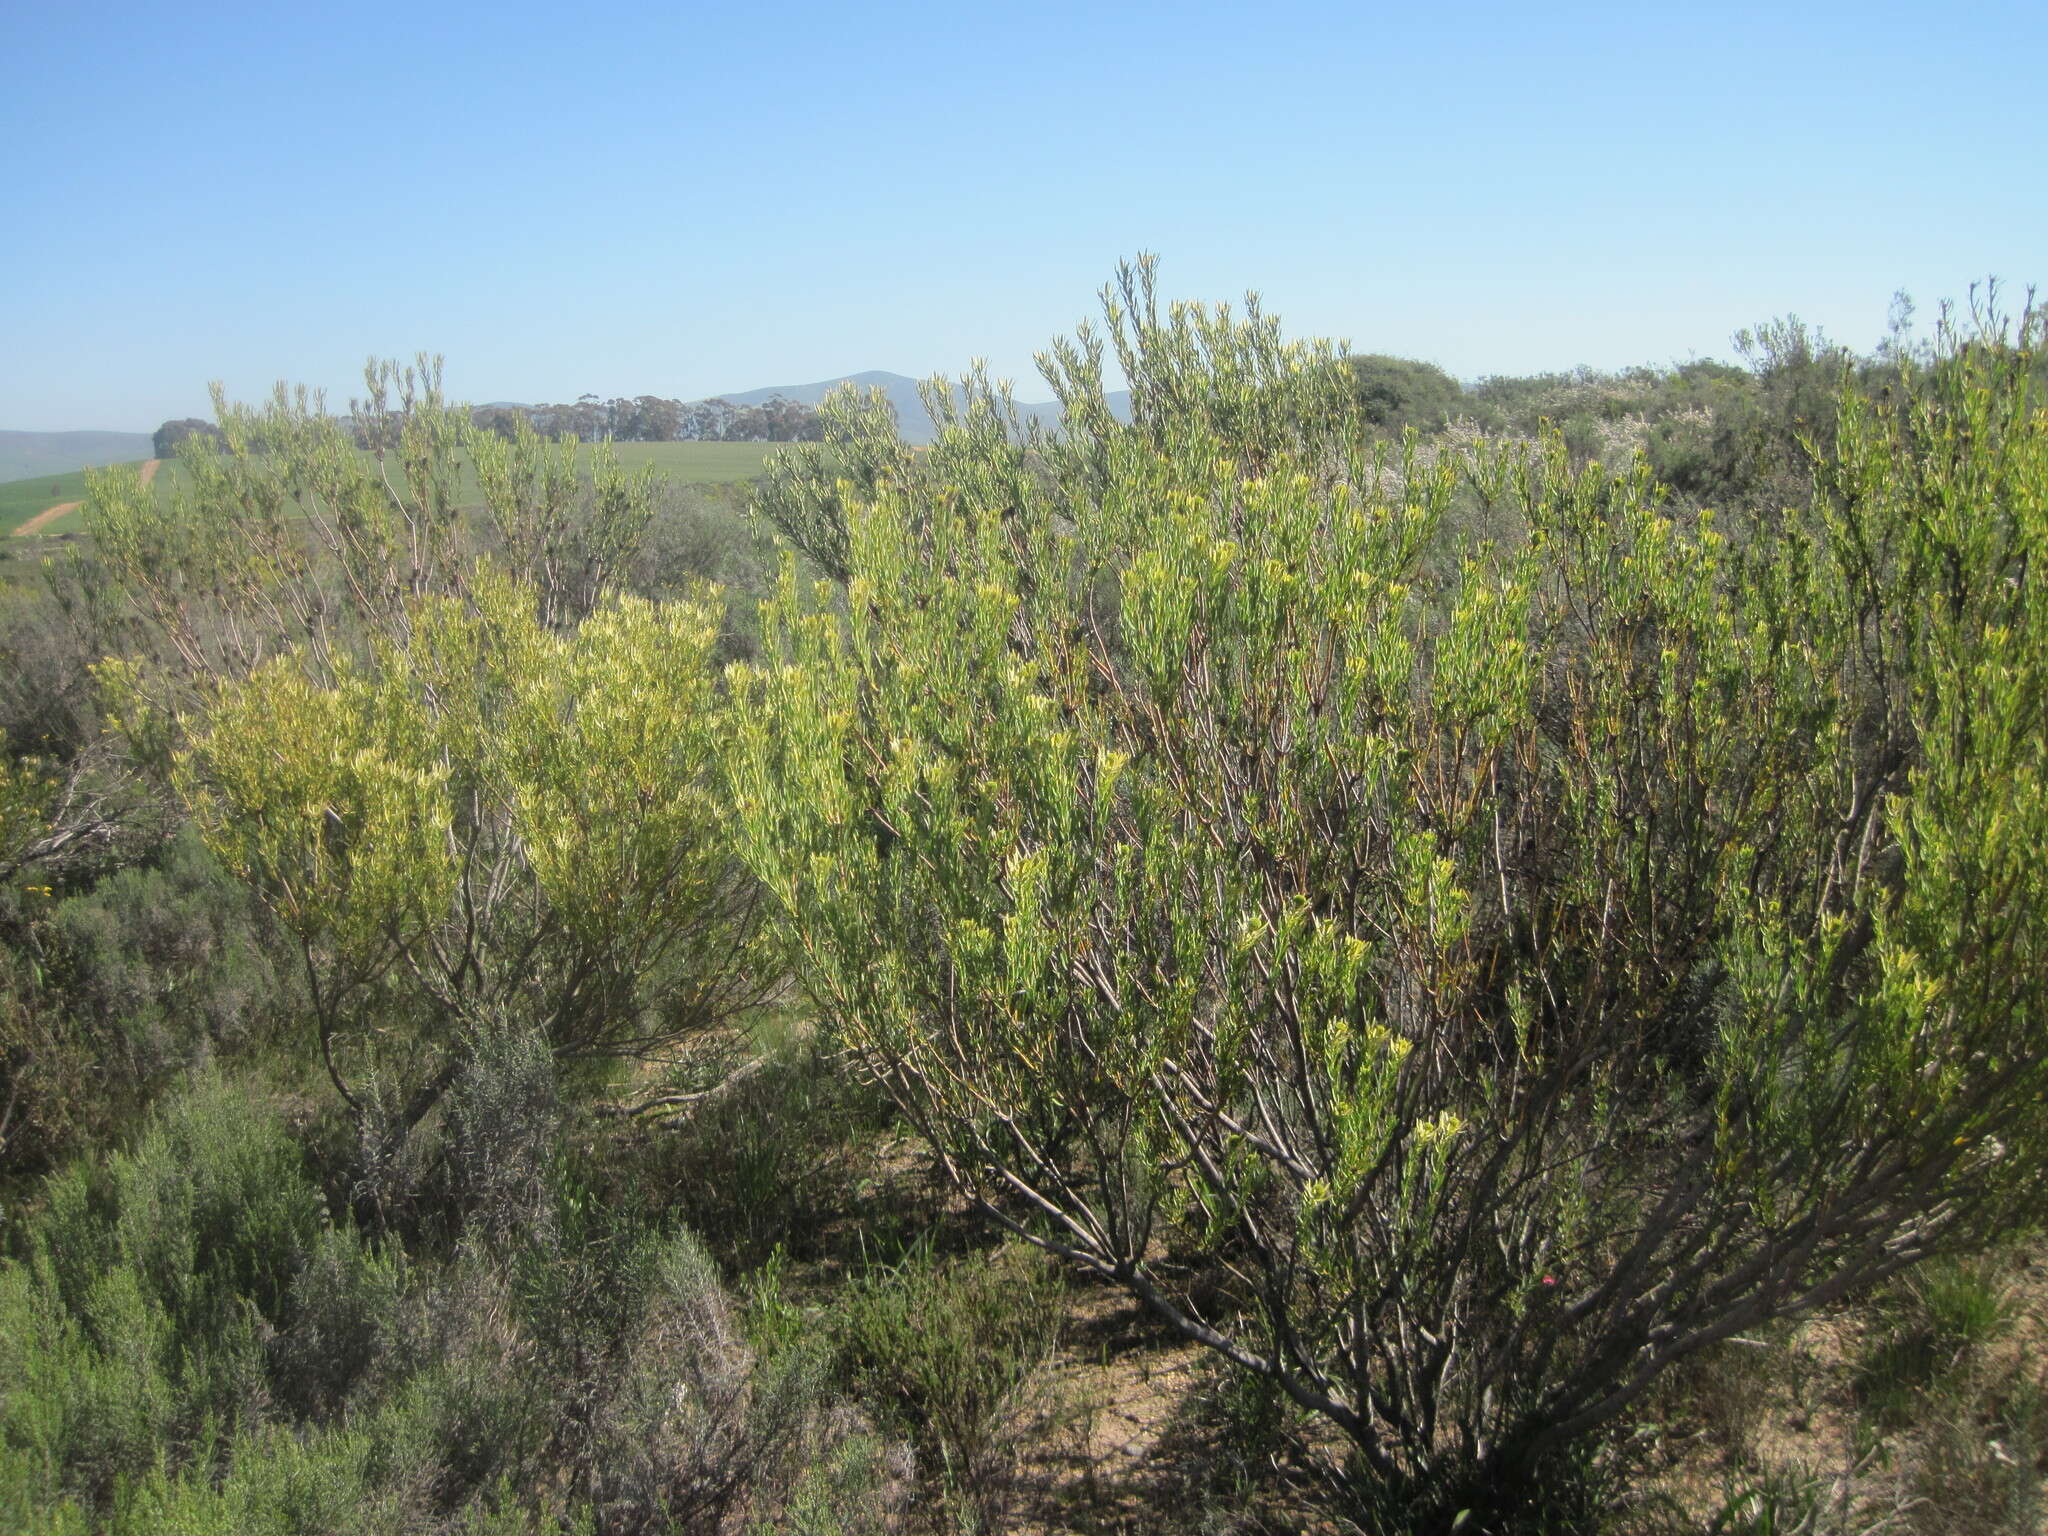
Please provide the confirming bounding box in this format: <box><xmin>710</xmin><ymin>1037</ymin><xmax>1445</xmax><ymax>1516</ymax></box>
<box><xmin>606</xmin><ymin>441</ymin><xmax>782</xmax><ymax>482</ymax></box>
<box><xmin>0</xmin><ymin>462</ymin><xmax>143</xmax><ymax>535</ymax></box>
<box><xmin>0</xmin><ymin>440</ymin><xmax>778</xmax><ymax>539</ymax></box>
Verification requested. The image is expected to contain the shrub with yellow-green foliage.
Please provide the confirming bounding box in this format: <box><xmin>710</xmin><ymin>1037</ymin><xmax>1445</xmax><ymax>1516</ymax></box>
<box><xmin>80</xmin><ymin>358</ymin><xmax>663</xmax><ymax>765</ymax></box>
<box><xmin>728</xmin><ymin>275</ymin><xmax>2048</xmax><ymax>1519</ymax></box>
<box><xmin>0</xmin><ymin>757</ymin><xmax>54</xmax><ymax>882</ymax></box>
<box><xmin>71</xmin><ymin>360</ymin><xmax>766</xmax><ymax>1150</ymax></box>
<box><xmin>176</xmin><ymin>569</ymin><xmax>768</xmax><ymax>1146</ymax></box>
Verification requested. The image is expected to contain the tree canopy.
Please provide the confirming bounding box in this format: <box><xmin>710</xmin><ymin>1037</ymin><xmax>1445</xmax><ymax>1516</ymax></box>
<box><xmin>1344</xmin><ymin>352</ymin><xmax>1465</xmax><ymax>431</ymax></box>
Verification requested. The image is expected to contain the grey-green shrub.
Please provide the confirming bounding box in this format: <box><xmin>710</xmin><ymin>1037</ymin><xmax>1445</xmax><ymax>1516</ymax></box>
<box><xmin>0</xmin><ymin>1079</ymin><xmax>324</xmax><ymax>1513</ymax></box>
<box><xmin>50</xmin><ymin>826</ymin><xmax>289</xmax><ymax>1087</ymax></box>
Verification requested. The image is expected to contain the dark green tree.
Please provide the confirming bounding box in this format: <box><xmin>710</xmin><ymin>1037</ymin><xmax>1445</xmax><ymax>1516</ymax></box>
<box><xmin>150</xmin><ymin>418</ymin><xmax>219</xmax><ymax>459</ymax></box>
<box><xmin>1344</xmin><ymin>353</ymin><xmax>1464</xmax><ymax>431</ymax></box>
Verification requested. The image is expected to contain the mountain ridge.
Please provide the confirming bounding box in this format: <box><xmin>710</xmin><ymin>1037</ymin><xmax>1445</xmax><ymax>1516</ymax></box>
<box><xmin>3</xmin><ymin>372</ymin><xmax>1134</xmax><ymax>472</ymax></box>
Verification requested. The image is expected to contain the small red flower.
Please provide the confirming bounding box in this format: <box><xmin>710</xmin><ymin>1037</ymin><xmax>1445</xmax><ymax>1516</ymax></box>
<box><xmin>1541</xmin><ymin>1275</ymin><xmax>1557</xmax><ymax>1286</ymax></box>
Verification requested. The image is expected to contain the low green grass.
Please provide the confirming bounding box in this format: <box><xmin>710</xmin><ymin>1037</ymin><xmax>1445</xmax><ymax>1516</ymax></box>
<box><xmin>0</xmin><ymin>441</ymin><xmax>779</xmax><ymax>540</ymax></box>
<box><xmin>607</xmin><ymin>440</ymin><xmax>783</xmax><ymax>483</ymax></box>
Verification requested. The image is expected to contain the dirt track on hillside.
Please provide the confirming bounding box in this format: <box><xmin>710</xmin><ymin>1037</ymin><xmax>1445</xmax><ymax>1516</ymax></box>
<box><xmin>11</xmin><ymin>458</ymin><xmax>159</xmax><ymax>537</ymax></box>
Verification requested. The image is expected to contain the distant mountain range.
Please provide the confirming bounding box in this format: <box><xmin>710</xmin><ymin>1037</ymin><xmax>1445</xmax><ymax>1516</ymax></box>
<box><xmin>1</xmin><ymin>372</ymin><xmax>1135</xmax><ymax>480</ymax></box>
<box><xmin>0</xmin><ymin>430</ymin><xmax>155</xmax><ymax>484</ymax></box>
<box><xmin>696</xmin><ymin>370</ymin><xmax>1132</xmax><ymax>444</ymax></box>
<box><xmin>478</xmin><ymin>371</ymin><xmax>1132</xmax><ymax>446</ymax></box>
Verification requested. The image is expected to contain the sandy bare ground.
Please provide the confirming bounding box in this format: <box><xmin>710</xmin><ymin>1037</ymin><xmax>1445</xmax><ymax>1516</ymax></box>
<box><xmin>11</xmin><ymin>457</ymin><xmax>159</xmax><ymax>538</ymax></box>
<box><xmin>11</xmin><ymin>501</ymin><xmax>81</xmax><ymax>537</ymax></box>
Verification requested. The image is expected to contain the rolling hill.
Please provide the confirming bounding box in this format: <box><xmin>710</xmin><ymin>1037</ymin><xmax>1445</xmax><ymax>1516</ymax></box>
<box><xmin>4</xmin><ymin>369</ymin><xmax>1132</xmax><ymax>476</ymax></box>
<box><xmin>0</xmin><ymin>442</ymin><xmax>779</xmax><ymax>541</ymax></box>
<box><xmin>0</xmin><ymin>430</ymin><xmax>154</xmax><ymax>484</ymax></box>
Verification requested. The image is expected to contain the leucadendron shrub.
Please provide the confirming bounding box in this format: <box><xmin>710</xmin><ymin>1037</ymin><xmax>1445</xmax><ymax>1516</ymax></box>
<box><xmin>727</xmin><ymin>274</ymin><xmax>2048</xmax><ymax>1521</ymax></box>
<box><xmin>170</xmin><ymin>569</ymin><xmax>771</xmax><ymax>1165</ymax></box>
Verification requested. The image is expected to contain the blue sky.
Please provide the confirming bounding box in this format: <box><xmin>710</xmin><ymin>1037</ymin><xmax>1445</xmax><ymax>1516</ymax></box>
<box><xmin>3</xmin><ymin>0</ymin><xmax>2042</xmax><ymax>430</ymax></box>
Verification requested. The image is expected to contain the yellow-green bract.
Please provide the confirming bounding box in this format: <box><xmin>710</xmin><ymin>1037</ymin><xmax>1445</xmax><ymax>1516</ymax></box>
<box><xmin>179</xmin><ymin>568</ymin><xmax>766</xmax><ymax>1138</ymax></box>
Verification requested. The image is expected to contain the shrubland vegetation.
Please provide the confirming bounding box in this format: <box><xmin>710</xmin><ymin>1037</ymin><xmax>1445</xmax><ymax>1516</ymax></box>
<box><xmin>2</xmin><ymin>267</ymin><xmax>2045</xmax><ymax>1534</ymax></box>
<box><xmin>158</xmin><ymin>388</ymin><xmax>828</xmax><ymax>460</ymax></box>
